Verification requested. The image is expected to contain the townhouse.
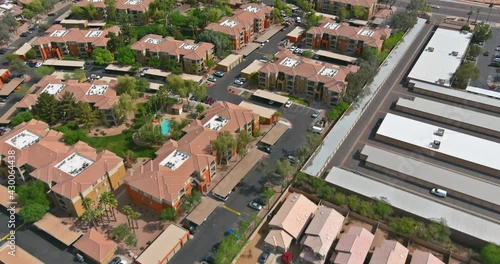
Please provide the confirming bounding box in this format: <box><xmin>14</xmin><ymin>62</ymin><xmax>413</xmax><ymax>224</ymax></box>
<box><xmin>315</xmin><ymin>0</ymin><xmax>377</xmax><ymax>20</ymax></box>
<box><xmin>305</xmin><ymin>17</ymin><xmax>392</xmax><ymax>56</ymax></box>
<box><xmin>0</xmin><ymin>120</ymin><xmax>126</xmax><ymax>217</ymax></box>
<box><xmin>258</xmin><ymin>50</ymin><xmax>359</xmax><ymax>106</ymax></box>
<box><xmin>75</xmin><ymin>0</ymin><xmax>153</xmax><ymax>24</ymax></box>
<box><xmin>30</xmin><ymin>24</ymin><xmax>120</xmax><ymax>59</ymax></box>
<box><xmin>330</xmin><ymin>226</ymin><xmax>374</xmax><ymax>264</ymax></box>
<box><xmin>131</xmin><ymin>35</ymin><xmax>214</xmax><ymax>75</ymax></box>
<box><xmin>16</xmin><ymin>75</ymin><xmax>120</xmax><ymax>126</ymax></box>
<box><xmin>205</xmin><ymin>4</ymin><xmax>273</xmax><ymax>50</ymax></box>
<box><xmin>125</xmin><ymin>101</ymin><xmax>259</xmax><ymax>213</ymax></box>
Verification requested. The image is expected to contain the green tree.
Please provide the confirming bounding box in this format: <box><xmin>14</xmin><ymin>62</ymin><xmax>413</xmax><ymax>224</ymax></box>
<box><xmin>117</xmin><ymin>75</ymin><xmax>139</xmax><ymax>97</ymax></box>
<box><xmin>10</xmin><ymin>111</ymin><xmax>33</xmax><ymax>127</ymax></box>
<box><xmin>92</xmin><ymin>48</ymin><xmax>114</xmax><ymax>65</ymax></box>
<box><xmin>111</xmin><ymin>223</ymin><xmax>131</xmax><ymax>242</ymax></box>
<box><xmin>346</xmin><ymin>194</ymin><xmax>361</xmax><ymax>211</ymax></box>
<box><xmin>160</xmin><ymin>208</ymin><xmax>177</xmax><ymax>222</ymax></box>
<box><xmin>389</xmin><ymin>217</ymin><xmax>418</xmax><ymax>234</ymax></box>
<box><xmin>9</xmin><ymin>58</ymin><xmax>28</xmax><ymax>74</ymax></box>
<box><xmin>17</xmin><ymin>180</ymin><xmax>50</xmax><ymax>222</ymax></box>
<box><xmin>113</xmin><ymin>93</ymin><xmax>135</xmax><ymax>124</ymax></box>
<box><xmin>198</xmin><ymin>30</ymin><xmax>232</xmax><ymax>57</ymax></box>
<box><xmin>453</xmin><ymin>63</ymin><xmax>480</xmax><ymax>89</ymax></box>
<box><xmin>418</xmin><ymin>218</ymin><xmax>451</xmax><ymax>246</ymax></box>
<box><xmin>32</xmin><ymin>93</ymin><xmax>59</xmax><ymax>125</ymax></box>
<box><xmin>34</xmin><ymin>66</ymin><xmax>55</xmax><ymax>78</ymax></box>
<box><xmin>337</xmin><ymin>7</ymin><xmax>349</xmax><ymax>22</ymax></box>
<box><xmin>195</xmin><ymin>104</ymin><xmax>205</xmax><ymax>117</ymax></box>
<box><xmin>19</xmin><ymin>203</ymin><xmax>49</xmax><ymax>223</ymax></box>
<box><xmin>275</xmin><ymin>159</ymin><xmax>295</xmax><ymax>181</ymax></box>
<box><xmin>248</xmin><ymin>72</ymin><xmax>258</xmax><ymax>86</ymax></box>
<box><xmin>358</xmin><ymin>200</ymin><xmax>375</xmax><ymax>217</ymax></box>
<box><xmin>58</xmin><ymin>91</ymin><xmax>77</xmax><ymax>121</ymax></box>
<box><xmin>391</xmin><ymin>11</ymin><xmax>418</xmax><ymax>31</ymax></box>
<box><xmin>70</xmin><ymin>6</ymin><xmax>85</xmax><ymax>18</ymax></box>
<box><xmin>262</xmin><ymin>187</ymin><xmax>275</xmax><ymax>207</ymax></box>
<box><xmin>61</xmin><ymin>129</ymin><xmax>88</xmax><ymax>145</ymax></box>
<box><xmin>64</xmin><ymin>69</ymin><xmax>87</xmax><ymax>81</ymax></box>
<box><xmin>74</xmin><ymin>101</ymin><xmax>100</xmax><ymax>131</ymax></box>
<box><xmin>124</xmin><ymin>233</ymin><xmax>138</xmax><ymax>248</ymax></box>
<box><xmin>148</xmin><ymin>57</ymin><xmax>161</xmax><ymax>68</ymax></box>
<box><xmin>116</xmin><ymin>46</ymin><xmax>136</xmax><ymax>65</ymax></box>
<box><xmin>481</xmin><ymin>244</ymin><xmax>500</xmax><ymax>264</ymax></box>
<box><xmin>104</xmin><ymin>0</ymin><xmax>117</xmax><ymax>22</ymax></box>
<box><xmin>302</xmin><ymin>50</ymin><xmax>314</xmax><ymax>58</ymax></box>
<box><xmin>25</xmin><ymin>48</ymin><xmax>37</xmax><ymax>60</ymax></box>
<box><xmin>333</xmin><ymin>192</ymin><xmax>347</xmax><ymax>206</ymax></box>
<box><xmin>473</xmin><ymin>22</ymin><xmax>493</xmax><ymax>43</ymax></box>
<box><xmin>14</xmin><ymin>84</ymin><xmax>30</xmax><ymax>99</ymax></box>
<box><xmin>211</xmin><ymin>131</ymin><xmax>237</xmax><ymax>164</ymax></box>
<box><xmin>106</xmin><ymin>32</ymin><xmax>124</xmax><ymax>53</ymax></box>
<box><xmin>374</xmin><ymin>200</ymin><xmax>393</xmax><ymax>220</ymax></box>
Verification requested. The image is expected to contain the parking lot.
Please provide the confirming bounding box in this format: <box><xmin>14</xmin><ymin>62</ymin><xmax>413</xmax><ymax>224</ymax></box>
<box><xmin>470</xmin><ymin>26</ymin><xmax>500</xmax><ymax>91</ymax></box>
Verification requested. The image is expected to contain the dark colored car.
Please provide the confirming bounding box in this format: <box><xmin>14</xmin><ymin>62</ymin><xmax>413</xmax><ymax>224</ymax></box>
<box><xmin>182</xmin><ymin>222</ymin><xmax>198</xmax><ymax>235</ymax></box>
<box><xmin>484</xmin><ymin>51</ymin><xmax>490</xmax><ymax>56</ymax></box>
<box><xmin>108</xmin><ymin>256</ymin><xmax>121</xmax><ymax>264</ymax></box>
<box><xmin>26</xmin><ymin>61</ymin><xmax>36</xmax><ymax>67</ymax></box>
<box><xmin>258</xmin><ymin>251</ymin><xmax>270</xmax><ymax>263</ymax></box>
<box><xmin>47</xmin><ymin>13</ymin><xmax>57</xmax><ymax>16</ymax></box>
<box><xmin>254</xmin><ymin>197</ymin><xmax>267</xmax><ymax>206</ymax></box>
<box><xmin>224</xmin><ymin>228</ymin><xmax>241</xmax><ymax>239</ymax></box>
<box><xmin>211</xmin><ymin>241</ymin><xmax>221</xmax><ymax>253</ymax></box>
<box><xmin>205</xmin><ymin>97</ymin><xmax>214</xmax><ymax>105</ymax></box>
<box><xmin>189</xmin><ymin>94</ymin><xmax>198</xmax><ymax>101</ymax></box>
<box><xmin>0</xmin><ymin>48</ymin><xmax>7</xmax><ymax>54</ymax></box>
<box><xmin>259</xmin><ymin>145</ymin><xmax>272</xmax><ymax>154</ymax></box>
<box><xmin>20</xmin><ymin>32</ymin><xmax>30</xmax><ymax>37</ymax></box>
<box><xmin>203</xmin><ymin>254</ymin><xmax>215</xmax><ymax>264</ymax></box>
<box><xmin>201</xmin><ymin>96</ymin><xmax>209</xmax><ymax>103</ymax></box>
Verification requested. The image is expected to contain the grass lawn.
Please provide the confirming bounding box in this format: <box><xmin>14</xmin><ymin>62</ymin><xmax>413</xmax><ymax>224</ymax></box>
<box><xmin>85</xmin><ymin>130</ymin><xmax>158</xmax><ymax>158</ymax></box>
<box><xmin>285</xmin><ymin>95</ymin><xmax>310</xmax><ymax>106</ymax></box>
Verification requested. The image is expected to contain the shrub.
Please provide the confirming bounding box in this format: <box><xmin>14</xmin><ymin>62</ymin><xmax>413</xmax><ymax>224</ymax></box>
<box><xmin>346</xmin><ymin>195</ymin><xmax>361</xmax><ymax>211</ymax></box>
<box><xmin>62</xmin><ymin>129</ymin><xmax>88</xmax><ymax>145</ymax></box>
<box><xmin>374</xmin><ymin>201</ymin><xmax>393</xmax><ymax>220</ymax></box>
<box><xmin>333</xmin><ymin>193</ymin><xmax>346</xmax><ymax>206</ymax></box>
<box><xmin>358</xmin><ymin>200</ymin><xmax>375</xmax><ymax>218</ymax></box>
<box><xmin>389</xmin><ymin>217</ymin><xmax>418</xmax><ymax>234</ymax></box>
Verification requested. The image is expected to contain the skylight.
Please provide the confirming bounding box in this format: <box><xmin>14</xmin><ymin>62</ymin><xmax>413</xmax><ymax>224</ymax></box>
<box><xmin>318</xmin><ymin>66</ymin><xmax>339</xmax><ymax>78</ymax></box>
<box><xmin>358</xmin><ymin>29</ymin><xmax>375</xmax><ymax>37</ymax></box>
<box><xmin>42</xmin><ymin>83</ymin><xmax>65</xmax><ymax>95</ymax></box>
<box><xmin>125</xmin><ymin>0</ymin><xmax>143</xmax><ymax>4</ymax></box>
<box><xmin>179</xmin><ymin>43</ymin><xmax>199</xmax><ymax>50</ymax></box>
<box><xmin>50</xmin><ymin>30</ymin><xmax>69</xmax><ymax>37</ymax></box>
<box><xmin>144</xmin><ymin>37</ymin><xmax>164</xmax><ymax>44</ymax></box>
<box><xmin>204</xmin><ymin>115</ymin><xmax>229</xmax><ymax>131</ymax></box>
<box><xmin>324</xmin><ymin>22</ymin><xmax>341</xmax><ymax>30</ymax></box>
<box><xmin>220</xmin><ymin>20</ymin><xmax>239</xmax><ymax>28</ymax></box>
<box><xmin>86</xmin><ymin>84</ymin><xmax>109</xmax><ymax>95</ymax></box>
<box><xmin>159</xmin><ymin>149</ymin><xmax>190</xmax><ymax>170</ymax></box>
<box><xmin>55</xmin><ymin>153</ymin><xmax>94</xmax><ymax>177</ymax></box>
<box><xmin>6</xmin><ymin>130</ymin><xmax>41</xmax><ymax>150</ymax></box>
<box><xmin>85</xmin><ymin>30</ymin><xmax>103</xmax><ymax>38</ymax></box>
<box><xmin>280</xmin><ymin>57</ymin><xmax>300</xmax><ymax>68</ymax></box>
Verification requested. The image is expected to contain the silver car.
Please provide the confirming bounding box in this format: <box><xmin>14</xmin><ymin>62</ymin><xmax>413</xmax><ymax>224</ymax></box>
<box><xmin>248</xmin><ymin>200</ymin><xmax>263</xmax><ymax>211</ymax></box>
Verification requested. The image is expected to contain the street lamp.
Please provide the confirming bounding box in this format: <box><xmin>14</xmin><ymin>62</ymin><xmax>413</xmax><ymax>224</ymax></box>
<box><xmin>487</xmin><ymin>1</ymin><xmax>494</xmax><ymax>23</ymax></box>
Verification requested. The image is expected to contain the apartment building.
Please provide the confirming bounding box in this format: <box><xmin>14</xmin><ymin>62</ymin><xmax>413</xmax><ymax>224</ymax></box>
<box><xmin>315</xmin><ymin>0</ymin><xmax>377</xmax><ymax>20</ymax></box>
<box><xmin>0</xmin><ymin>120</ymin><xmax>126</xmax><ymax>217</ymax></box>
<box><xmin>258</xmin><ymin>50</ymin><xmax>359</xmax><ymax>106</ymax></box>
<box><xmin>305</xmin><ymin>17</ymin><xmax>392</xmax><ymax>56</ymax></box>
<box><xmin>76</xmin><ymin>0</ymin><xmax>153</xmax><ymax>23</ymax></box>
<box><xmin>16</xmin><ymin>75</ymin><xmax>120</xmax><ymax>126</ymax></box>
<box><xmin>205</xmin><ymin>4</ymin><xmax>273</xmax><ymax>50</ymax></box>
<box><xmin>125</xmin><ymin>101</ymin><xmax>259</xmax><ymax>213</ymax></box>
<box><xmin>30</xmin><ymin>25</ymin><xmax>120</xmax><ymax>59</ymax></box>
<box><xmin>131</xmin><ymin>35</ymin><xmax>214</xmax><ymax>74</ymax></box>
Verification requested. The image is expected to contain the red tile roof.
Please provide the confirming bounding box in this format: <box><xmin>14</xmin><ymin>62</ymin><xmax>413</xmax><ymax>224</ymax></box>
<box><xmin>131</xmin><ymin>35</ymin><xmax>214</xmax><ymax>60</ymax></box>
<box><xmin>205</xmin><ymin>4</ymin><xmax>272</xmax><ymax>36</ymax></box>
<box><xmin>31</xmin><ymin>25</ymin><xmax>120</xmax><ymax>47</ymax></box>
<box><xmin>73</xmin><ymin>229</ymin><xmax>118</xmax><ymax>262</ymax></box>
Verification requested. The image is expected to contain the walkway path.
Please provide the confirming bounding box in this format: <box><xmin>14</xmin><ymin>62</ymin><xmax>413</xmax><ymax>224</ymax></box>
<box><xmin>301</xmin><ymin>18</ymin><xmax>428</xmax><ymax>177</ymax></box>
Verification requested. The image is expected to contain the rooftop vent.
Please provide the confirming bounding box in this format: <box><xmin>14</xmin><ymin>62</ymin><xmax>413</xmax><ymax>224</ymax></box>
<box><xmin>434</xmin><ymin>128</ymin><xmax>445</xmax><ymax>136</ymax></box>
<box><xmin>437</xmin><ymin>79</ymin><xmax>446</xmax><ymax>85</ymax></box>
<box><xmin>427</xmin><ymin>47</ymin><xmax>434</xmax><ymax>52</ymax></box>
<box><xmin>451</xmin><ymin>51</ymin><xmax>458</xmax><ymax>56</ymax></box>
<box><xmin>430</xmin><ymin>140</ymin><xmax>441</xmax><ymax>149</ymax></box>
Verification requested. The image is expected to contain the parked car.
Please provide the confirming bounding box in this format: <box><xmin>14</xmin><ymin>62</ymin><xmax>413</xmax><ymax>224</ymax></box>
<box><xmin>0</xmin><ymin>129</ymin><xmax>6</xmax><ymax>136</ymax></box>
<box><xmin>484</xmin><ymin>51</ymin><xmax>490</xmax><ymax>56</ymax></box>
<box><xmin>287</xmin><ymin>155</ymin><xmax>297</xmax><ymax>164</ymax></box>
<box><xmin>311</xmin><ymin>110</ymin><xmax>320</xmax><ymax>118</ymax></box>
<box><xmin>211</xmin><ymin>241</ymin><xmax>221</xmax><ymax>253</ymax></box>
<box><xmin>20</xmin><ymin>32</ymin><xmax>30</xmax><ymax>37</ymax></box>
<box><xmin>258</xmin><ymin>251</ymin><xmax>270</xmax><ymax>264</ymax></box>
<box><xmin>268</xmin><ymin>100</ymin><xmax>274</xmax><ymax>105</ymax></box>
<box><xmin>225</xmin><ymin>228</ymin><xmax>241</xmax><ymax>239</ymax></box>
<box><xmin>238</xmin><ymin>77</ymin><xmax>247</xmax><ymax>83</ymax></box>
<box><xmin>206</xmin><ymin>97</ymin><xmax>214</xmax><ymax>105</ymax></box>
<box><xmin>284</xmin><ymin>101</ymin><xmax>292</xmax><ymax>108</ymax></box>
<box><xmin>201</xmin><ymin>96</ymin><xmax>209</xmax><ymax>103</ymax></box>
<box><xmin>34</xmin><ymin>62</ymin><xmax>43</xmax><ymax>68</ymax></box>
<box><xmin>430</xmin><ymin>188</ymin><xmax>447</xmax><ymax>198</ymax></box>
<box><xmin>253</xmin><ymin>197</ymin><xmax>267</xmax><ymax>206</ymax></box>
<box><xmin>207</xmin><ymin>76</ymin><xmax>217</xmax><ymax>82</ymax></box>
<box><xmin>288</xmin><ymin>45</ymin><xmax>297</xmax><ymax>51</ymax></box>
<box><xmin>214</xmin><ymin>70</ymin><xmax>225</xmax><ymax>77</ymax></box>
<box><xmin>108</xmin><ymin>256</ymin><xmax>122</xmax><ymax>264</ymax></box>
<box><xmin>90</xmin><ymin>74</ymin><xmax>101</xmax><ymax>79</ymax></box>
<box><xmin>75</xmin><ymin>254</ymin><xmax>85</xmax><ymax>263</ymax></box>
<box><xmin>234</xmin><ymin>79</ymin><xmax>243</xmax><ymax>86</ymax></box>
<box><xmin>189</xmin><ymin>94</ymin><xmax>198</xmax><ymax>101</ymax></box>
<box><xmin>48</xmin><ymin>12</ymin><xmax>57</xmax><ymax>16</ymax></box>
<box><xmin>312</xmin><ymin>54</ymin><xmax>320</xmax><ymax>59</ymax></box>
<box><xmin>259</xmin><ymin>145</ymin><xmax>272</xmax><ymax>154</ymax></box>
<box><xmin>248</xmin><ymin>200</ymin><xmax>263</xmax><ymax>211</ymax></box>
<box><xmin>0</xmin><ymin>48</ymin><xmax>7</xmax><ymax>54</ymax></box>
<box><xmin>25</xmin><ymin>60</ymin><xmax>36</xmax><ymax>67</ymax></box>
<box><xmin>495</xmin><ymin>46</ymin><xmax>500</xmax><ymax>51</ymax></box>
<box><xmin>203</xmin><ymin>254</ymin><xmax>215</xmax><ymax>264</ymax></box>
<box><xmin>430</xmin><ymin>4</ymin><xmax>440</xmax><ymax>9</ymax></box>
<box><xmin>0</xmin><ymin>97</ymin><xmax>7</xmax><ymax>103</ymax></box>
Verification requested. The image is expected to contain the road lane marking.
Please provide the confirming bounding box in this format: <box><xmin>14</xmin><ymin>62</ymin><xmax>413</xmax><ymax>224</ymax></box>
<box><xmin>1</xmin><ymin>222</ymin><xmax>26</xmax><ymax>241</ymax></box>
<box><xmin>222</xmin><ymin>205</ymin><xmax>241</xmax><ymax>216</ymax></box>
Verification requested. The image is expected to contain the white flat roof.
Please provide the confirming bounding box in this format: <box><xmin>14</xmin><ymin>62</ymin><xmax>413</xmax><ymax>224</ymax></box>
<box><xmin>6</xmin><ymin>129</ymin><xmax>41</xmax><ymax>150</ymax></box>
<box><xmin>105</xmin><ymin>64</ymin><xmax>133</xmax><ymax>72</ymax></box>
<box><xmin>241</xmin><ymin>60</ymin><xmax>265</xmax><ymax>76</ymax></box>
<box><xmin>159</xmin><ymin>149</ymin><xmax>190</xmax><ymax>170</ymax></box>
<box><xmin>361</xmin><ymin>145</ymin><xmax>500</xmax><ymax>207</ymax></box>
<box><xmin>204</xmin><ymin>115</ymin><xmax>229</xmax><ymax>131</ymax></box>
<box><xmin>376</xmin><ymin>113</ymin><xmax>500</xmax><ymax>173</ymax></box>
<box><xmin>325</xmin><ymin>167</ymin><xmax>500</xmax><ymax>244</ymax></box>
<box><xmin>252</xmin><ymin>89</ymin><xmax>289</xmax><ymax>104</ymax></box>
<box><xmin>395</xmin><ymin>97</ymin><xmax>500</xmax><ymax>135</ymax></box>
<box><xmin>466</xmin><ymin>86</ymin><xmax>500</xmax><ymax>100</ymax></box>
<box><xmin>55</xmin><ymin>153</ymin><xmax>94</xmax><ymax>177</ymax></box>
<box><xmin>144</xmin><ymin>68</ymin><xmax>170</xmax><ymax>77</ymax></box>
<box><xmin>42</xmin><ymin>83</ymin><xmax>65</xmax><ymax>95</ymax></box>
<box><xmin>408</xmin><ymin>28</ymin><xmax>472</xmax><ymax>87</ymax></box>
<box><xmin>43</xmin><ymin>59</ymin><xmax>85</xmax><ymax>67</ymax></box>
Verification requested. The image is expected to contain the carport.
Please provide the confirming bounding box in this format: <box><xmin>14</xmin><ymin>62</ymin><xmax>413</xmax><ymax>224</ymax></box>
<box><xmin>185</xmin><ymin>197</ymin><xmax>220</xmax><ymax>226</ymax></box>
<box><xmin>260</xmin><ymin>122</ymin><xmax>290</xmax><ymax>146</ymax></box>
<box><xmin>314</xmin><ymin>50</ymin><xmax>358</xmax><ymax>64</ymax></box>
<box><xmin>0</xmin><ymin>244</ymin><xmax>43</xmax><ymax>264</ymax></box>
<box><xmin>104</xmin><ymin>64</ymin><xmax>133</xmax><ymax>73</ymax></box>
<box><xmin>212</xmin><ymin>149</ymin><xmax>264</xmax><ymax>199</ymax></box>
<box><xmin>239</xmin><ymin>101</ymin><xmax>276</xmax><ymax>124</ymax></box>
<box><xmin>0</xmin><ymin>78</ymin><xmax>24</xmax><ymax>97</ymax></box>
<box><xmin>216</xmin><ymin>54</ymin><xmax>244</xmax><ymax>72</ymax></box>
<box><xmin>252</xmin><ymin>89</ymin><xmax>289</xmax><ymax>104</ymax></box>
<box><xmin>236</xmin><ymin>43</ymin><xmax>261</xmax><ymax>57</ymax></box>
<box><xmin>254</xmin><ymin>26</ymin><xmax>284</xmax><ymax>43</ymax></box>
<box><xmin>33</xmin><ymin>213</ymin><xmax>83</xmax><ymax>246</ymax></box>
<box><xmin>241</xmin><ymin>60</ymin><xmax>266</xmax><ymax>79</ymax></box>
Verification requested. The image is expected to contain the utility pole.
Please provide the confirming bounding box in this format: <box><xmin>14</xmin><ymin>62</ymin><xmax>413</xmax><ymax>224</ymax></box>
<box><xmin>487</xmin><ymin>1</ymin><xmax>494</xmax><ymax>23</ymax></box>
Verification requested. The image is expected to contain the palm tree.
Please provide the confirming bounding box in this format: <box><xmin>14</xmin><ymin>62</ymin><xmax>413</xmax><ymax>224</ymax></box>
<box><xmin>474</xmin><ymin>8</ymin><xmax>480</xmax><ymax>24</ymax></box>
<box><xmin>130</xmin><ymin>211</ymin><xmax>141</xmax><ymax>231</ymax></box>
<box><xmin>467</xmin><ymin>8</ymin><xmax>474</xmax><ymax>23</ymax></box>
<box><xmin>487</xmin><ymin>2</ymin><xmax>494</xmax><ymax>22</ymax></box>
<box><xmin>99</xmin><ymin>193</ymin><xmax>110</xmax><ymax>220</ymax></box>
<box><xmin>81</xmin><ymin>210</ymin><xmax>95</xmax><ymax>228</ymax></box>
<box><xmin>124</xmin><ymin>234</ymin><xmax>138</xmax><ymax>248</ymax></box>
<box><xmin>107</xmin><ymin>195</ymin><xmax>119</xmax><ymax>221</ymax></box>
<box><xmin>81</xmin><ymin>197</ymin><xmax>92</xmax><ymax>211</ymax></box>
<box><xmin>122</xmin><ymin>205</ymin><xmax>134</xmax><ymax>228</ymax></box>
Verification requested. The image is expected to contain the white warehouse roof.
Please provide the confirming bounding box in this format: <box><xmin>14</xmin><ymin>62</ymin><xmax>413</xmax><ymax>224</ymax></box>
<box><xmin>407</xmin><ymin>28</ymin><xmax>472</xmax><ymax>87</ymax></box>
<box><xmin>376</xmin><ymin>113</ymin><xmax>500</xmax><ymax>174</ymax></box>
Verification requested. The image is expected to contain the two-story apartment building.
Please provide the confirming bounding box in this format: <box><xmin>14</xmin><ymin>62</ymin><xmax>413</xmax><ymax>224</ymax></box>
<box><xmin>258</xmin><ymin>50</ymin><xmax>359</xmax><ymax>106</ymax></box>
<box><xmin>76</xmin><ymin>0</ymin><xmax>153</xmax><ymax>24</ymax></box>
<box><xmin>16</xmin><ymin>75</ymin><xmax>120</xmax><ymax>126</ymax></box>
<box><xmin>205</xmin><ymin>4</ymin><xmax>273</xmax><ymax>50</ymax></box>
<box><xmin>315</xmin><ymin>0</ymin><xmax>377</xmax><ymax>20</ymax></box>
<box><xmin>30</xmin><ymin>25</ymin><xmax>120</xmax><ymax>59</ymax></box>
<box><xmin>125</xmin><ymin>101</ymin><xmax>259</xmax><ymax>213</ymax></box>
<box><xmin>131</xmin><ymin>35</ymin><xmax>214</xmax><ymax>75</ymax></box>
<box><xmin>305</xmin><ymin>17</ymin><xmax>392</xmax><ymax>56</ymax></box>
<box><xmin>0</xmin><ymin>120</ymin><xmax>126</xmax><ymax>217</ymax></box>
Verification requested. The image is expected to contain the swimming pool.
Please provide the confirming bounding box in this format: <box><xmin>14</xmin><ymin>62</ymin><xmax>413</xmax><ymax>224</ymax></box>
<box><xmin>160</xmin><ymin>120</ymin><xmax>171</xmax><ymax>136</ymax></box>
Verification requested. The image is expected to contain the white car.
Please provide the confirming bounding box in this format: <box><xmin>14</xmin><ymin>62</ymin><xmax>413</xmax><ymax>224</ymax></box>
<box><xmin>284</xmin><ymin>101</ymin><xmax>292</xmax><ymax>108</ymax></box>
<box><xmin>288</xmin><ymin>45</ymin><xmax>297</xmax><ymax>51</ymax></box>
<box><xmin>234</xmin><ymin>79</ymin><xmax>243</xmax><ymax>86</ymax></box>
<box><xmin>90</xmin><ymin>74</ymin><xmax>101</xmax><ymax>79</ymax></box>
<box><xmin>34</xmin><ymin>62</ymin><xmax>43</xmax><ymax>68</ymax></box>
<box><xmin>495</xmin><ymin>46</ymin><xmax>500</xmax><ymax>51</ymax></box>
<box><xmin>430</xmin><ymin>4</ymin><xmax>440</xmax><ymax>9</ymax></box>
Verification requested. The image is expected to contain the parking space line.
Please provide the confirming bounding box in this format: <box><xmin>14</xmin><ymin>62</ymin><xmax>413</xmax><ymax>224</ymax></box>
<box><xmin>222</xmin><ymin>205</ymin><xmax>241</xmax><ymax>216</ymax></box>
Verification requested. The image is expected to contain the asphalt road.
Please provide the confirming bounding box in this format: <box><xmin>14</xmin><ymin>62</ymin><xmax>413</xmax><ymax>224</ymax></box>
<box><xmin>169</xmin><ymin>26</ymin><xmax>319</xmax><ymax>264</ymax></box>
<box><xmin>470</xmin><ymin>26</ymin><xmax>500</xmax><ymax>90</ymax></box>
<box><xmin>325</xmin><ymin>21</ymin><xmax>500</xmax><ymax>221</ymax></box>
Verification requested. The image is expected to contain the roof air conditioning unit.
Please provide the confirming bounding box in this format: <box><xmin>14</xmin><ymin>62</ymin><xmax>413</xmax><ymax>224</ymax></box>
<box><xmin>428</xmin><ymin>47</ymin><xmax>434</xmax><ymax>52</ymax></box>
<box><xmin>432</xmin><ymin>140</ymin><xmax>441</xmax><ymax>149</ymax></box>
<box><xmin>437</xmin><ymin>79</ymin><xmax>445</xmax><ymax>85</ymax></box>
<box><xmin>451</xmin><ymin>51</ymin><xmax>458</xmax><ymax>56</ymax></box>
<box><xmin>434</xmin><ymin>128</ymin><xmax>445</xmax><ymax>136</ymax></box>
